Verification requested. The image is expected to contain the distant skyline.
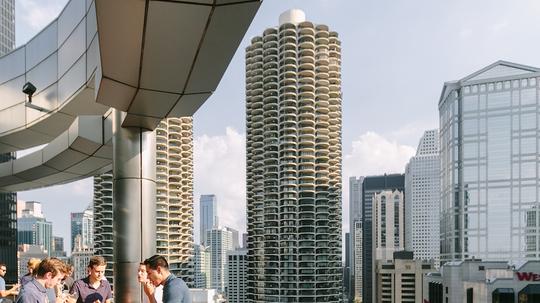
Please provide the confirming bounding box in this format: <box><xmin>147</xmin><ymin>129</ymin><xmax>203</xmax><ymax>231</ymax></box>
<box><xmin>13</xmin><ymin>0</ymin><xmax>540</xmax><ymax>251</ymax></box>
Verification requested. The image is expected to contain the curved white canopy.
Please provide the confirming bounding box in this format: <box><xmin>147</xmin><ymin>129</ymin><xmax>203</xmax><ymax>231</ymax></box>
<box><xmin>0</xmin><ymin>0</ymin><xmax>260</xmax><ymax>191</ymax></box>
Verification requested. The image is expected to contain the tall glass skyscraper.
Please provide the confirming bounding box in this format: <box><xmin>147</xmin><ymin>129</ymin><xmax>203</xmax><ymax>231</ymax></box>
<box><xmin>70</xmin><ymin>204</ymin><xmax>94</xmax><ymax>252</ymax></box>
<box><xmin>405</xmin><ymin>129</ymin><xmax>440</xmax><ymax>266</ymax></box>
<box><xmin>439</xmin><ymin>61</ymin><xmax>540</xmax><ymax>263</ymax></box>
<box><xmin>0</xmin><ymin>0</ymin><xmax>16</xmax><ymax>285</ymax></box>
<box><xmin>18</xmin><ymin>201</ymin><xmax>53</xmax><ymax>256</ymax></box>
<box><xmin>200</xmin><ymin>194</ymin><xmax>218</xmax><ymax>245</ymax></box>
<box><xmin>207</xmin><ymin>227</ymin><xmax>233</xmax><ymax>293</ymax></box>
<box><xmin>0</xmin><ymin>0</ymin><xmax>14</xmax><ymax>56</ymax></box>
<box><xmin>0</xmin><ymin>153</ymin><xmax>16</xmax><ymax>284</ymax></box>
<box><xmin>245</xmin><ymin>9</ymin><xmax>342</xmax><ymax>302</ymax></box>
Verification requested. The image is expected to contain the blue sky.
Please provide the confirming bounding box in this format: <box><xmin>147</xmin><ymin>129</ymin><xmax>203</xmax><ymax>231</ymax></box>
<box><xmin>15</xmin><ymin>0</ymin><xmax>540</xmax><ymax>252</ymax></box>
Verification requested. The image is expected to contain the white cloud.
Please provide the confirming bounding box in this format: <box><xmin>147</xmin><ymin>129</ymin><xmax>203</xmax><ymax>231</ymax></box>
<box><xmin>193</xmin><ymin>128</ymin><xmax>417</xmax><ymax>240</ymax></box>
<box><xmin>193</xmin><ymin>127</ymin><xmax>246</xmax><ymax>243</ymax></box>
<box><xmin>385</xmin><ymin>122</ymin><xmax>436</xmax><ymax>146</ymax></box>
<box><xmin>344</xmin><ymin>131</ymin><xmax>416</xmax><ymax>176</ymax></box>
<box><xmin>17</xmin><ymin>0</ymin><xmax>65</xmax><ymax>31</ymax></box>
<box><xmin>342</xmin><ymin>131</ymin><xmax>416</xmax><ymax>232</ymax></box>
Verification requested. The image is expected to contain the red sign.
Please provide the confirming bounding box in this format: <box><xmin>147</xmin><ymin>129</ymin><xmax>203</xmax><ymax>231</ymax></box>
<box><xmin>516</xmin><ymin>272</ymin><xmax>540</xmax><ymax>281</ymax></box>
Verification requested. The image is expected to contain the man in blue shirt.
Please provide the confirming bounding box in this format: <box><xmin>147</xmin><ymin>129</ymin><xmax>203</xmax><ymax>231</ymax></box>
<box><xmin>143</xmin><ymin>255</ymin><xmax>191</xmax><ymax>303</ymax></box>
<box><xmin>70</xmin><ymin>256</ymin><xmax>112</xmax><ymax>303</ymax></box>
<box><xmin>15</xmin><ymin>258</ymin><xmax>68</xmax><ymax>303</ymax></box>
<box><xmin>0</xmin><ymin>262</ymin><xmax>20</xmax><ymax>303</ymax></box>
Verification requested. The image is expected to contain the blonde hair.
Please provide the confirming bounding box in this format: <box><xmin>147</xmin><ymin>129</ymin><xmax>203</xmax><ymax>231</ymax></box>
<box><xmin>27</xmin><ymin>258</ymin><xmax>41</xmax><ymax>274</ymax></box>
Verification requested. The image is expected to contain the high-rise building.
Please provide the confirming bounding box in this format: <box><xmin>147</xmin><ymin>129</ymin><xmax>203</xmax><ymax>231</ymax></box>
<box><xmin>207</xmin><ymin>227</ymin><xmax>233</xmax><ymax>293</ymax></box>
<box><xmin>362</xmin><ymin>174</ymin><xmax>405</xmax><ymax>303</ymax></box>
<box><xmin>93</xmin><ymin>118</ymin><xmax>194</xmax><ymax>284</ymax></box>
<box><xmin>245</xmin><ymin>9</ymin><xmax>343</xmax><ymax>302</ymax></box>
<box><xmin>70</xmin><ymin>204</ymin><xmax>94</xmax><ymax>252</ymax></box>
<box><xmin>17</xmin><ymin>201</ymin><xmax>53</xmax><ymax>256</ymax></box>
<box><xmin>344</xmin><ymin>232</ymin><xmax>352</xmax><ymax>302</ymax></box>
<box><xmin>82</xmin><ymin>205</ymin><xmax>94</xmax><ymax>249</ymax></box>
<box><xmin>348</xmin><ymin>176</ymin><xmax>363</xmax><ymax>303</ymax></box>
<box><xmin>0</xmin><ymin>1</ymin><xmax>16</xmax><ymax>284</ymax></box>
<box><xmin>353</xmin><ymin>220</ymin><xmax>363</xmax><ymax>302</ymax></box>
<box><xmin>373</xmin><ymin>190</ymin><xmax>404</xmax><ymax>262</ymax></box>
<box><xmin>71</xmin><ymin>235</ymin><xmax>94</xmax><ymax>280</ymax></box>
<box><xmin>372</xmin><ymin>190</ymin><xmax>408</xmax><ymax>303</ymax></box>
<box><xmin>155</xmin><ymin>117</ymin><xmax>194</xmax><ymax>285</ymax></box>
<box><xmin>52</xmin><ymin>236</ymin><xmax>66</xmax><ymax>258</ymax></box>
<box><xmin>93</xmin><ymin>171</ymin><xmax>114</xmax><ymax>280</ymax></box>
<box><xmin>225</xmin><ymin>226</ymin><xmax>240</xmax><ymax>249</ymax></box>
<box><xmin>193</xmin><ymin>244</ymin><xmax>210</xmax><ymax>289</ymax></box>
<box><xmin>226</xmin><ymin>249</ymin><xmax>247</xmax><ymax>303</ymax></box>
<box><xmin>439</xmin><ymin>61</ymin><xmax>540</xmax><ymax>263</ymax></box>
<box><xmin>242</xmin><ymin>233</ymin><xmax>248</xmax><ymax>249</ymax></box>
<box><xmin>70</xmin><ymin>212</ymin><xmax>83</xmax><ymax>251</ymax></box>
<box><xmin>0</xmin><ymin>0</ymin><xmax>14</xmax><ymax>56</ymax></box>
<box><xmin>375</xmin><ymin>251</ymin><xmax>434</xmax><ymax>303</ymax></box>
<box><xmin>0</xmin><ymin>152</ymin><xmax>17</xmax><ymax>284</ymax></box>
<box><xmin>18</xmin><ymin>201</ymin><xmax>43</xmax><ymax>218</ymax></box>
<box><xmin>405</xmin><ymin>129</ymin><xmax>440</xmax><ymax>266</ymax></box>
<box><xmin>200</xmin><ymin>194</ymin><xmax>218</xmax><ymax>245</ymax></box>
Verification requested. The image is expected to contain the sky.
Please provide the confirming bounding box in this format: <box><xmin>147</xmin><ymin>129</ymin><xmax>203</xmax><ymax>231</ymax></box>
<box><xmin>14</xmin><ymin>0</ymin><xmax>540</xmax><ymax>253</ymax></box>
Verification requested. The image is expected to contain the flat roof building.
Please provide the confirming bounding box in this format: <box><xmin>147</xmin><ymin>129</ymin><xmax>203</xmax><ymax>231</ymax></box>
<box><xmin>424</xmin><ymin>259</ymin><xmax>540</xmax><ymax>303</ymax></box>
<box><xmin>375</xmin><ymin>251</ymin><xmax>434</xmax><ymax>303</ymax></box>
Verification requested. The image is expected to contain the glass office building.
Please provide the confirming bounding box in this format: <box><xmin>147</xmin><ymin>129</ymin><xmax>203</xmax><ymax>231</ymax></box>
<box><xmin>200</xmin><ymin>194</ymin><xmax>218</xmax><ymax>246</ymax></box>
<box><xmin>0</xmin><ymin>0</ymin><xmax>14</xmax><ymax>56</ymax></box>
<box><xmin>405</xmin><ymin>129</ymin><xmax>440</xmax><ymax>266</ymax></box>
<box><xmin>361</xmin><ymin>174</ymin><xmax>404</xmax><ymax>303</ymax></box>
<box><xmin>439</xmin><ymin>61</ymin><xmax>540</xmax><ymax>263</ymax></box>
<box><xmin>0</xmin><ymin>0</ymin><xmax>16</xmax><ymax>285</ymax></box>
<box><xmin>0</xmin><ymin>153</ymin><xmax>16</xmax><ymax>284</ymax></box>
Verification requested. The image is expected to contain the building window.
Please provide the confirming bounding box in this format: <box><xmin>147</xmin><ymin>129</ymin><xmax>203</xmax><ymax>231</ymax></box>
<box><xmin>466</xmin><ymin>288</ymin><xmax>473</xmax><ymax>303</ymax></box>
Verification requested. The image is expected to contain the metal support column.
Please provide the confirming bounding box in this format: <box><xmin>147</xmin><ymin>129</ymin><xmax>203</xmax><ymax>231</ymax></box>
<box><xmin>112</xmin><ymin>109</ymin><xmax>156</xmax><ymax>303</ymax></box>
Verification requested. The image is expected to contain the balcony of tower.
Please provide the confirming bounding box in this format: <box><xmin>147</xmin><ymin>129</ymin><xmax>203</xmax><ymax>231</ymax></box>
<box><xmin>278</xmin><ymin>26</ymin><xmax>296</xmax><ymax>40</ymax></box>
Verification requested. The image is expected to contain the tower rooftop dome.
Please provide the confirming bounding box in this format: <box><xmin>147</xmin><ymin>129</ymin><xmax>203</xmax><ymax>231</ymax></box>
<box><xmin>279</xmin><ymin>9</ymin><xmax>306</xmax><ymax>25</ymax></box>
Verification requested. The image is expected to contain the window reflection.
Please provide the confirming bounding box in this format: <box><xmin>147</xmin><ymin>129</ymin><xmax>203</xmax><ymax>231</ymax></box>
<box><xmin>440</xmin><ymin>72</ymin><xmax>540</xmax><ymax>262</ymax></box>
<box><xmin>487</xmin><ymin>116</ymin><xmax>510</xmax><ymax>180</ymax></box>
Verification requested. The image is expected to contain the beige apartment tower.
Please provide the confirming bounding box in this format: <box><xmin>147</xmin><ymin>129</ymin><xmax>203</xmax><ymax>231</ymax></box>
<box><xmin>155</xmin><ymin>117</ymin><xmax>194</xmax><ymax>284</ymax></box>
<box><xmin>245</xmin><ymin>9</ymin><xmax>343</xmax><ymax>302</ymax></box>
<box><xmin>374</xmin><ymin>190</ymin><xmax>405</xmax><ymax>262</ymax></box>
<box><xmin>93</xmin><ymin>171</ymin><xmax>114</xmax><ymax>279</ymax></box>
<box><xmin>375</xmin><ymin>251</ymin><xmax>434</xmax><ymax>303</ymax></box>
<box><xmin>94</xmin><ymin>117</ymin><xmax>194</xmax><ymax>285</ymax></box>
